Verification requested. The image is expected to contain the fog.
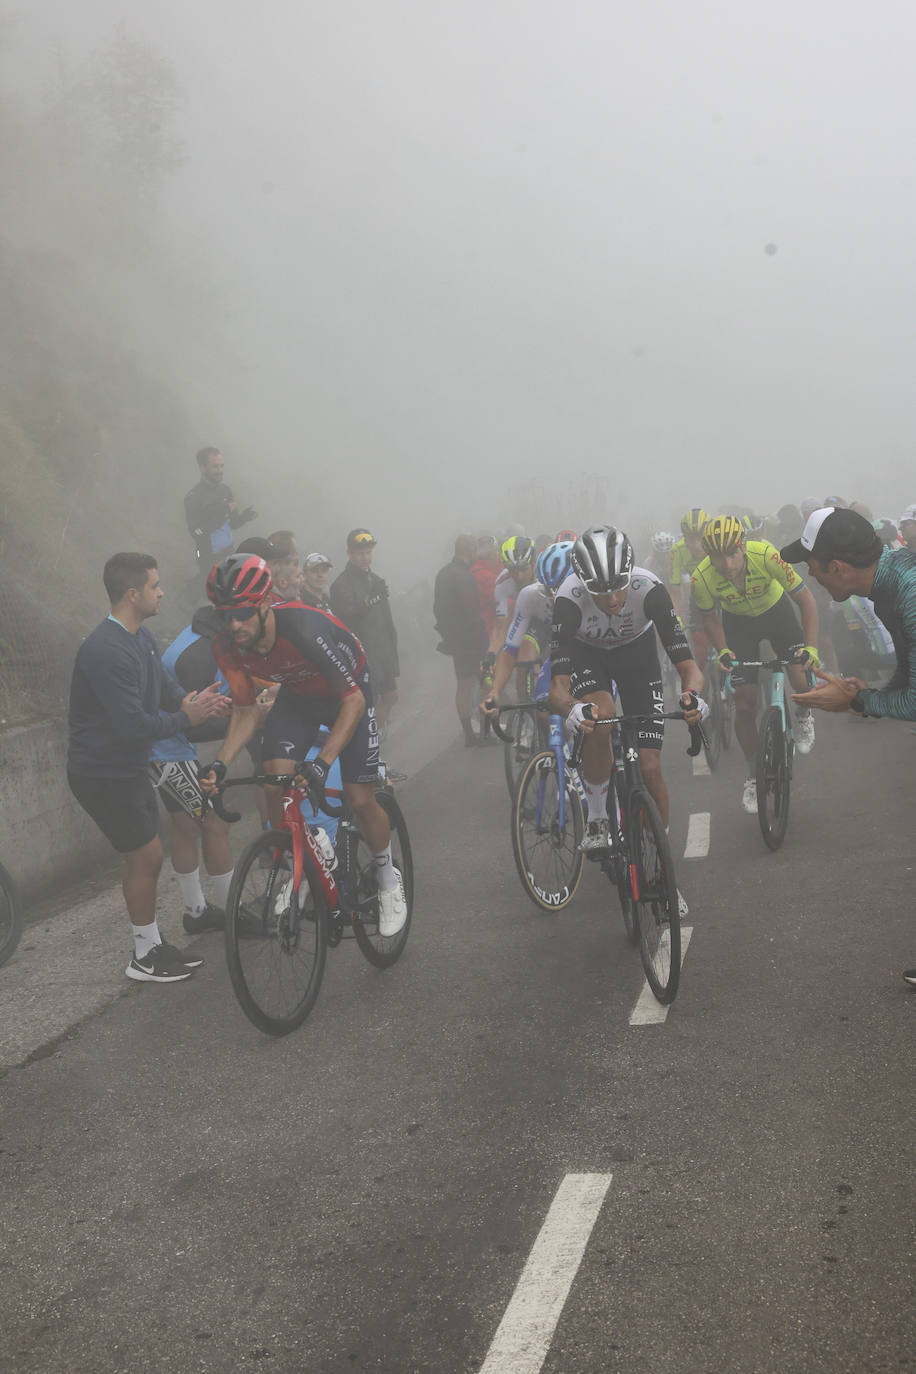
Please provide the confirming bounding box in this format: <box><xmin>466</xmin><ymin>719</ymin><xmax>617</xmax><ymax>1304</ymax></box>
<box><xmin>6</xmin><ymin>0</ymin><xmax>916</xmax><ymax>589</ymax></box>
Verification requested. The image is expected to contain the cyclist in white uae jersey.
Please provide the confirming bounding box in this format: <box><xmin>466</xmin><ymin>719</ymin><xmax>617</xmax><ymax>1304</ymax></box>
<box><xmin>549</xmin><ymin>527</ymin><xmax>706</xmax><ymax>880</ymax></box>
<box><xmin>481</xmin><ymin>542</ymin><xmax>573</xmax><ymax>717</ymax></box>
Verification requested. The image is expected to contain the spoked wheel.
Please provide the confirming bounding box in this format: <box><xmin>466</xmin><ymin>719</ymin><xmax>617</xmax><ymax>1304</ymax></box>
<box><xmin>511</xmin><ymin>750</ymin><xmax>585</xmax><ymax>911</ymax></box>
<box><xmin>756</xmin><ymin>705</ymin><xmax>790</xmax><ymax>850</ymax></box>
<box><xmin>703</xmin><ymin>680</ymin><xmax>722</xmax><ymax>771</ymax></box>
<box><xmin>352</xmin><ymin>789</ymin><xmax>414</xmax><ymax>968</ymax></box>
<box><xmin>503</xmin><ymin>707</ymin><xmax>539</xmax><ymax>797</ymax></box>
<box><xmin>628</xmin><ymin>787</ymin><xmax>680</xmax><ymax>1003</ymax></box>
<box><xmin>224</xmin><ymin>829</ymin><xmax>328</xmax><ymax>1036</ymax></box>
<box><xmin>0</xmin><ymin>861</ymin><xmax>24</xmax><ymax>969</ymax></box>
<box><xmin>719</xmin><ymin>684</ymin><xmax>735</xmax><ymax>751</ymax></box>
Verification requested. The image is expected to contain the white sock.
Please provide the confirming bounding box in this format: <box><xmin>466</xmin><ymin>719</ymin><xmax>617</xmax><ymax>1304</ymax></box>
<box><xmin>584</xmin><ymin>779</ymin><xmax>610</xmax><ymax>822</ymax></box>
<box><xmin>371</xmin><ymin>844</ymin><xmax>399</xmax><ymax>893</ymax></box>
<box><xmin>175</xmin><ymin>866</ymin><xmax>205</xmax><ymax>915</ymax></box>
<box><xmin>796</xmin><ymin>707</ymin><xmax>811</xmax><ymax>719</ymax></box>
<box><xmin>209</xmin><ymin>870</ymin><xmax>233</xmax><ymax>908</ymax></box>
<box><xmin>132</xmin><ymin>921</ymin><xmax>162</xmax><ymax>959</ymax></box>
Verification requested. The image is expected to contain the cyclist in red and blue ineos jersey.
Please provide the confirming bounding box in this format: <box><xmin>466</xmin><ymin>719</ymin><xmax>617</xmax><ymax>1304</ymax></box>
<box><xmin>199</xmin><ymin>553</ymin><xmax>406</xmax><ymax>936</ymax></box>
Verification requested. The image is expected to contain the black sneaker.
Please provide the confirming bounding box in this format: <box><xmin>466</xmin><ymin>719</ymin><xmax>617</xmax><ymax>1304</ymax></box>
<box><xmin>903</xmin><ymin>969</ymin><xmax>916</xmax><ymax>987</ymax></box>
<box><xmin>160</xmin><ymin>941</ymin><xmax>205</xmax><ymax>970</ymax></box>
<box><xmin>182</xmin><ymin>902</ymin><xmax>225</xmax><ymax>935</ymax></box>
<box><xmin>126</xmin><ymin>944</ymin><xmax>195</xmax><ymax>983</ymax></box>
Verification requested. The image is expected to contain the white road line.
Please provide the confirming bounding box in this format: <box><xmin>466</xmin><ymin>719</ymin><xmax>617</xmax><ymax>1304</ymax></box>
<box><xmin>692</xmin><ymin>752</ymin><xmax>710</xmax><ymax>776</ymax></box>
<box><xmin>478</xmin><ymin>1173</ymin><xmax>613</xmax><ymax>1374</ymax></box>
<box><xmin>628</xmin><ymin>927</ymin><xmax>694</xmax><ymax>1026</ymax></box>
<box><xmin>684</xmin><ymin>812</ymin><xmax>710</xmax><ymax>859</ymax></box>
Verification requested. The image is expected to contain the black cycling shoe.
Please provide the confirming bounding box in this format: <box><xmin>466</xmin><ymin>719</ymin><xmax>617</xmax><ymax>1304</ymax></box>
<box><xmin>159</xmin><ymin>941</ymin><xmax>205</xmax><ymax>970</ymax></box>
<box><xmin>903</xmin><ymin>969</ymin><xmax>916</xmax><ymax>987</ymax></box>
<box><xmin>182</xmin><ymin>903</ymin><xmax>225</xmax><ymax>935</ymax></box>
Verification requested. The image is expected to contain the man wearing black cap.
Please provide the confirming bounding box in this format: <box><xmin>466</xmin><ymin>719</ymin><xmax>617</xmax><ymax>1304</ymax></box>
<box><xmin>783</xmin><ymin>506</ymin><xmax>916</xmax><ymax>987</ymax></box>
<box><xmin>330</xmin><ymin>529</ymin><xmax>399</xmax><ymax>731</ymax></box>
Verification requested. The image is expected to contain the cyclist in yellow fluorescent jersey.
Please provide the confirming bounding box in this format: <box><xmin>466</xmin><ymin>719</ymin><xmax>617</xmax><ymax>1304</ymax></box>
<box><xmin>691</xmin><ymin>515</ymin><xmax>819</xmax><ymax>815</ymax></box>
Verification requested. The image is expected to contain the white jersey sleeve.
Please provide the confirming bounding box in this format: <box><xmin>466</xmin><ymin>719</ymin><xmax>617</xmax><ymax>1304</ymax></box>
<box><xmin>504</xmin><ymin>583</ymin><xmax>552</xmax><ymax>654</ymax></box>
<box><xmin>494</xmin><ymin>570</ymin><xmax>517</xmax><ymax>620</ymax></box>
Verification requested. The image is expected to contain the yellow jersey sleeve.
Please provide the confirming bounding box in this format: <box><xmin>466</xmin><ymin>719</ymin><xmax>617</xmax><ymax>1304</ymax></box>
<box><xmin>757</xmin><ymin>540</ymin><xmax>803</xmax><ymax>596</ymax></box>
<box><xmin>690</xmin><ymin>559</ymin><xmax>716</xmax><ymax>611</ymax></box>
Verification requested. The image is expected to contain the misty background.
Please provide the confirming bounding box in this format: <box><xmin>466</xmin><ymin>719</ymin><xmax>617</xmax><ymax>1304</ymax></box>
<box><xmin>2</xmin><ymin>0</ymin><xmax>915</xmax><ymax>716</ymax></box>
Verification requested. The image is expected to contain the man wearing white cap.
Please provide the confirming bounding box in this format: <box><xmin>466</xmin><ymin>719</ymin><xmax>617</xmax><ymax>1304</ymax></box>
<box><xmin>898</xmin><ymin>505</ymin><xmax>916</xmax><ymax>552</ymax></box>
<box><xmin>782</xmin><ymin>507</ymin><xmax>916</xmax><ymax>988</ymax></box>
<box><xmin>301</xmin><ymin>553</ymin><xmax>333</xmax><ymax>611</ymax></box>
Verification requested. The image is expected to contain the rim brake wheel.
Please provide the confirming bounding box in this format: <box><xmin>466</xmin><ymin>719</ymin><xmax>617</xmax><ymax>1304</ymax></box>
<box><xmin>351</xmin><ymin>790</ymin><xmax>414</xmax><ymax>968</ymax></box>
<box><xmin>224</xmin><ymin>828</ymin><xmax>328</xmax><ymax>1036</ymax></box>
<box><xmin>628</xmin><ymin>787</ymin><xmax>680</xmax><ymax>1003</ymax></box>
<box><xmin>511</xmin><ymin>750</ymin><xmax>585</xmax><ymax>912</ymax></box>
<box><xmin>756</xmin><ymin>705</ymin><xmax>790</xmax><ymax>850</ymax></box>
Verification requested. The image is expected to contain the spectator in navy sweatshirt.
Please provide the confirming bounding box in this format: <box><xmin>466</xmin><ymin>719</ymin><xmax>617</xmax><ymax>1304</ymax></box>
<box><xmin>67</xmin><ymin>552</ymin><xmax>229</xmax><ymax>984</ymax></box>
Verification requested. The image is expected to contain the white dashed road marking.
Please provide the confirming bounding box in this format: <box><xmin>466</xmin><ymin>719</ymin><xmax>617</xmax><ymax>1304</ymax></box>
<box><xmin>628</xmin><ymin>927</ymin><xmax>694</xmax><ymax>1026</ymax></box>
<box><xmin>692</xmin><ymin>752</ymin><xmax>710</xmax><ymax>777</ymax></box>
<box><xmin>684</xmin><ymin>812</ymin><xmax>710</xmax><ymax>859</ymax></box>
<box><xmin>478</xmin><ymin>1173</ymin><xmax>613</xmax><ymax>1374</ymax></box>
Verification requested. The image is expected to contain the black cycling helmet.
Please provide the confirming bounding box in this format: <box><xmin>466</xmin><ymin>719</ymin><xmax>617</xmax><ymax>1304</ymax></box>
<box><xmin>572</xmin><ymin>525</ymin><xmax>634</xmax><ymax>593</ymax></box>
<box><xmin>206</xmin><ymin>553</ymin><xmax>273</xmax><ymax>608</ymax></box>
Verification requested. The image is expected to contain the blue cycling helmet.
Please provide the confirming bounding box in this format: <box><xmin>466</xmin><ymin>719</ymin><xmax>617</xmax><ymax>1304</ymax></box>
<box><xmin>535</xmin><ymin>541</ymin><xmax>574</xmax><ymax>591</ymax></box>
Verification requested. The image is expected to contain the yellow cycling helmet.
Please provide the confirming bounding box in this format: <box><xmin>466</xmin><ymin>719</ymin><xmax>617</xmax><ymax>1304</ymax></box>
<box><xmin>702</xmin><ymin>514</ymin><xmax>745</xmax><ymax>555</ymax></box>
<box><xmin>500</xmin><ymin>535</ymin><xmax>535</xmax><ymax>570</ymax></box>
<box><xmin>680</xmin><ymin>507</ymin><xmax>709</xmax><ymax>536</ymax></box>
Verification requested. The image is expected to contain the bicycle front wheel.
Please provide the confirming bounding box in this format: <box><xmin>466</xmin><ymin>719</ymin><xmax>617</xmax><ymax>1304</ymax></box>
<box><xmin>756</xmin><ymin>705</ymin><xmax>790</xmax><ymax>850</ymax></box>
<box><xmin>503</xmin><ymin>707</ymin><xmax>539</xmax><ymax>797</ymax></box>
<box><xmin>0</xmin><ymin>861</ymin><xmax>24</xmax><ymax>969</ymax></box>
<box><xmin>511</xmin><ymin>750</ymin><xmax>585</xmax><ymax>911</ymax></box>
<box><xmin>352</xmin><ymin>789</ymin><xmax>414</xmax><ymax>968</ymax></box>
<box><xmin>703</xmin><ymin>681</ymin><xmax>722</xmax><ymax>771</ymax></box>
<box><xmin>628</xmin><ymin>787</ymin><xmax>680</xmax><ymax>1003</ymax></box>
<box><xmin>224</xmin><ymin>829</ymin><xmax>328</xmax><ymax>1036</ymax></box>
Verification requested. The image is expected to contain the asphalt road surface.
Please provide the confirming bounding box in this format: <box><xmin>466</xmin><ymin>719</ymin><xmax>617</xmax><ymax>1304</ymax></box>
<box><xmin>1</xmin><ymin>707</ymin><xmax>913</xmax><ymax>1373</ymax></box>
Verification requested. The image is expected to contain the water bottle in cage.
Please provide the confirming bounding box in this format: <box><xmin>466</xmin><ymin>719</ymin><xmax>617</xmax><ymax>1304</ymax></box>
<box><xmin>310</xmin><ymin>826</ymin><xmax>338</xmax><ymax>871</ymax></box>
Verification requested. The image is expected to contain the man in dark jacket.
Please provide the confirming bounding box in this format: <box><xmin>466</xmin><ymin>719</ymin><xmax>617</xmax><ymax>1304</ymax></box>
<box><xmin>330</xmin><ymin>528</ymin><xmax>399</xmax><ymax>730</ymax></box>
<box><xmin>184</xmin><ymin>446</ymin><xmax>257</xmax><ymax>576</ymax></box>
<box><xmin>434</xmin><ymin>534</ymin><xmax>489</xmax><ymax>746</ymax></box>
<box><xmin>67</xmin><ymin>553</ymin><xmax>228</xmax><ymax>984</ymax></box>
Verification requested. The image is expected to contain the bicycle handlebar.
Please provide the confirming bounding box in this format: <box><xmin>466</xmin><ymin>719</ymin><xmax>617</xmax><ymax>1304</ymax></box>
<box><xmin>486</xmin><ymin>700</ymin><xmax>705</xmax><ymax>757</ymax></box>
<box><xmin>207</xmin><ymin>774</ymin><xmax>345</xmax><ymax>823</ymax></box>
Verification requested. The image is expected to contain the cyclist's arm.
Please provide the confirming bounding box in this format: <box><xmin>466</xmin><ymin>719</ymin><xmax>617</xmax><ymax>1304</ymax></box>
<box><xmin>210</xmin><ymin>703</ymin><xmax>261</xmax><ymax>772</ymax></box>
<box><xmin>547</xmin><ymin>595</ymin><xmax>582</xmax><ymax>717</ymax></box>
<box><xmin>645</xmin><ymin>584</ymin><xmax>704</xmax><ymax>697</ymax></box>
<box><xmin>789</xmin><ymin>585</ymin><xmax>818</xmax><ymax>651</ymax></box>
<box><xmin>701</xmin><ymin>610</ymin><xmax>728</xmax><ymax>657</ymax></box>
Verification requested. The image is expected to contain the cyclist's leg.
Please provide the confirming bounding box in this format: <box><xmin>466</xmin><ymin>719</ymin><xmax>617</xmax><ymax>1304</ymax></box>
<box><xmin>613</xmin><ymin>633</ymin><xmax>669</xmax><ymax>825</ymax></box>
<box><xmin>260</xmin><ymin>691</ymin><xmax>319</xmax><ymax>827</ymax></box>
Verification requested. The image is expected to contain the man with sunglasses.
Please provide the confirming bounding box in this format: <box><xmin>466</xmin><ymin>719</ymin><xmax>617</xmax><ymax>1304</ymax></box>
<box><xmin>548</xmin><ymin>526</ymin><xmax>706</xmax><ymax>900</ymax></box>
<box><xmin>199</xmin><ymin>553</ymin><xmax>407</xmax><ymax>937</ymax></box>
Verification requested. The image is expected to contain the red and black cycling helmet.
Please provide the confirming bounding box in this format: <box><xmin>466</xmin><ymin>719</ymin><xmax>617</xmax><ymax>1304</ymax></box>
<box><xmin>206</xmin><ymin>553</ymin><xmax>273</xmax><ymax>609</ymax></box>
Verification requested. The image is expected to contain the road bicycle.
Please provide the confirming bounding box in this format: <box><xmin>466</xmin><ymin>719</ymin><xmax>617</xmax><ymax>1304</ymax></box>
<box><xmin>0</xmin><ymin>860</ymin><xmax>24</xmax><ymax>969</ymax></box>
<box><xmin>731</xmin><ymin>657</ymin><xmax>810</xmax><ymax>851</ymax></box>
<box><xmin>211</xmin><ymin>771</ymin><xmax>413</xmax><ymax>1036</ymax></box>
<box><xmin>493</xmin><ymin>699</ymin><xmax>703</xmax><ymax>1004</ymax></box>
<box><xmin>500</xmin><ymin>655</ymin><xmax>543</xmax><ymax>796</ymax></box>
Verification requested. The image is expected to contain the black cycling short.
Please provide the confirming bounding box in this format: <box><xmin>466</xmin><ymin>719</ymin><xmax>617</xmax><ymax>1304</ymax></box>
<box><xmin>68</xmin><ymin>772</ymin><xmax>160</xmax><ymax>854</ymax></box>
<box><xmin>723</xmin><ymin>594</ymin><xmax>804</xmax><ymax>686</ymax></box>
<box><xmin>567</xmin><ymin>630</ymin><xmax>665</xmax><ymax>750</ymax></box>
<box><xmin>452</xmin><ymin>648</ymin><xmax>482</xmax><ymax>680</ymax></box>
<box><xmin>261</xmin><ymin>685</ymin><xmax>379</xmax><ymax>785</ymax></box>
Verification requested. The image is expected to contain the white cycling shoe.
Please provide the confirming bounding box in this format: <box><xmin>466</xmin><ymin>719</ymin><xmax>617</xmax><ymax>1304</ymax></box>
<box><xmin>677</xmin><ymin>890</ymin><xmax>688</xmax><ymax>919</ymax></box>
<box><xmin>794</xmin><ymin>713</ymin><xmax>815</xmax><ymax>754</ymax></box>
<box><xmin>378</xmin><ymin>869</ymin><xmax>407</xmax><ymax>937</ymax></box>
<box><xmin>741</xmin><ymin>778</ymin><xmax>758</xmax><ymax>814</ymax></box>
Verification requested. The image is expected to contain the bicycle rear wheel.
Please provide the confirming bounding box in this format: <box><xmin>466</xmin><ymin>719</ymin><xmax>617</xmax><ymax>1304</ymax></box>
<box><xmin>503</xmin><ymin>707</ymin><xmax>539</xmax><ymax>797</ymax></box>
<box><xmin>703</xmin><ymin>680</ymin><xmax>722</xmax><ymax>771</ymax></box>
<box><xmin>756</xmin><ymin>705</ymin><xmax>790</xmax><ymax>850</ymax></box>
<box><xmin>224</xmin><ymin>829</ymin><xmax>328</xmax><ymax>1036</ymax></box>
<box><xmin>352</xmin><ymin>790</ymin><xmax>414</xmax><ymax>968</ymax></box>
<box><xmin>511</xmin><ymin>750</ymin><xmax>585</xmax><ymax>911</ymax></box>
<box><xmin>0</xmin><ymin>861</ymin><xmax>24</xmax><ymax>969</ymax></box>
<box><xmin>719</xmin><ymin>684</ymin><xmax>734</xmax><ymax>751</ymax></box>
<box><xmin>628</xmin><ymin>787</ymin><xmax>680</xmax><ymax>1003</ymax></box>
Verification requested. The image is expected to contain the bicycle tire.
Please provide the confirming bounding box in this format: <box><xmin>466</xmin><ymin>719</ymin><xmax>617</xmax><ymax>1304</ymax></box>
<box><xmin>503</xmin><ymin>706</ymin><xmax>539</xmax><ymax>798</ymax></box>
<box><xmin>352</xmin><ymin>789</ymin><xmax>414</xmax><ymax>968</ymax></box>
<box><xmin>511</xmin><ymin>750</ymin><xmax>585</xmax><ymax>911</ymax></box>
<box><xmin>609</xmin><ymin>846</ymin><xmax>638</xmax><ymax>945</ymax></box>
<box><xmin>224</xmin><ymin>828</ymin><xmax>328</xmax><ymax>1036</ymax></box>
<box><xmin>627</xmin><ymin>787</ymin><xmax>680</xmax><ymax>1003</ymax></box>
<box><xmin>703</xmin><ymin>682</ymin><xmax>722</xmax><ymax>771</ymax></box>
<box><xmin>756</xmin><ymin>705</ymin><xmax>790</xmax><ymax>850</ymax></box>
<box><xmin>0</xmin><ymin>861</ymin><xmax>24</xmax><ymax>969</ymax></box>
<box><xmin>720</xmin><ymin>688</ymin><xmax>734</xmax><ymax>751</ymax></box>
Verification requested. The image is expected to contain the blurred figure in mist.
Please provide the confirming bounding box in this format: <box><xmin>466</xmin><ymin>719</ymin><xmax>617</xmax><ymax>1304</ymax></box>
<box><xmin>184</xmin><ymin>446</ymin><xmax>257</xmax><ymax>580</ymax></box>
<box><xmin>267</xmin><ymin>530</ymin><xmax>303</xmax><ymax>602</ymax></box>
<box><xmin>330</xmin><ymin>528</ymin><xmax>400</xmax><ymax>732</ymax></box>
<box><xmin>301</xmin><ymin>553</ymin><xmax>333</xmax><ymax>610</ymax></box>
<box><xmin>897</xmin><ymin>505</ymin><xmax>916</xmax><ymax>552</ymax></box>
<box><xmin>434</xmin><ymin>535</ymin><xmax>489</xmax><ymax>747</ymax></box>
<box><xmin>470</xmin><ymin>534</ymin><xmax>502</xmax><ymax>661</ymax></box>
